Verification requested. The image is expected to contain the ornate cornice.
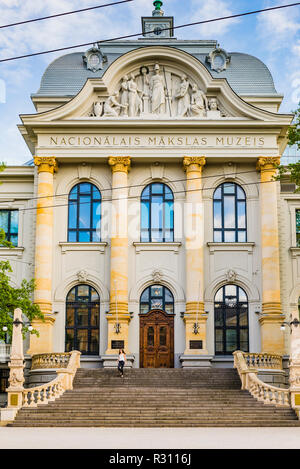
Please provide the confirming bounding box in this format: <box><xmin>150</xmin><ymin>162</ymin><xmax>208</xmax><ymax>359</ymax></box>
<box><xmin>256</xmin><ymin>156</ymin><xmax>281</xmax><ymax>172</ymax></box>
<box><xmin>34</xmin><ymin>156</ymin><xmax>58</xmax><ymax>174</ymax></box>
<box><xmin>108</xmin><ymin>156</ymin><xmax>131</xmax><ymax>173</ymax></box>
<box><xmin>183</xmin><ymin>156</ymin><xmax>206</xmax><ymax>172</ymax></box>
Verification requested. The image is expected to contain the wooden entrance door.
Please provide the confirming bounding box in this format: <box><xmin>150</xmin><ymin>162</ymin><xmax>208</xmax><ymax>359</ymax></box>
<box><xmin>140</xmin><ymin>310</ymin><xmax>174</xmax><ymax>368</ymax></box>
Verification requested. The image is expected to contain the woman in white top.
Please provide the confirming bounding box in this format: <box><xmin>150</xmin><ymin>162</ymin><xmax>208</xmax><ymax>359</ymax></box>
<box><xmin>118</xmin><ymin>349</ymin><xmax>126</xmax><ymax>377</ymax></box>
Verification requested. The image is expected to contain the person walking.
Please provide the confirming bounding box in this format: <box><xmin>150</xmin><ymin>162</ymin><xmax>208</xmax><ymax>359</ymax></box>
<box><xmin>117</xmin><ymin>349</ymin><xmax>126</xmax><ymax>377</ymax></box>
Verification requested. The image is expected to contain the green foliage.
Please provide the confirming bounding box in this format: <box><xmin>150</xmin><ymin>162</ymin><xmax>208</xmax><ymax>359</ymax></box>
<box><xmin>288</xmin><ymin>104</ymin><xmax>300</xmax><ymax>150</ymax></box>
<box><xmin>0</xmin><ymin>228</ymin><xmax>14</xmax><ymax>248</ymax></box>
<box><xmin>0</xmin><ymin>260</ymin><xmax>44</xmax><ymax>342</ymax></box>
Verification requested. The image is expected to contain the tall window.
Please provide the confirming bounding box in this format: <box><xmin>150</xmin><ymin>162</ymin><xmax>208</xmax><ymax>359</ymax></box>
<box><xmin>214</xmin><ymin>285</ymin><xmax>249</xmax><ymax>355</ymax></box>
<box><xmin>68</xmin><ymin>183</ymin><xmax>101</xmax><ymax>242</ymax></box>
<box><xmin>0</xmin><ymin>210</ymin><xmax>18</xmax><ymax>246</ymax></box>
<box><xmin>141</xmin><ymin>183</ymin><xmax>174</xmax><ymax>242</ymax></box>
<box><xmin>213</xmin><ymin>183</ymin><xmax>246</xmax><ymax>242</ymax></box>
<box><xmin>65</xmin><ymin>285</ymin><xmax>100</xmax><ymax>355</ymax></box>
<box><xmin>140</xmin><ymin>285</ymin><xmax>174</xmax><ymax>314</ymax></box>
<box><xmin>296</xmin><ymin>210</ymin><xmax>300</xmax><ymax>247</ymax></box>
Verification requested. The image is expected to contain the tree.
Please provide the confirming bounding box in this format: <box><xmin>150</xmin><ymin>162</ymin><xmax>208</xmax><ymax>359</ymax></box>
<box><xmin>276</xmin><ymin>103</ymin><xmax>300</xmax><ymax>190</ymax></box>
<box><xmin>0</xmin><ymin>261</ymin><xmax>44</xmax><ymax>341</ymax></box>
<box><xmin>0</xmin><ymin>162</ymin><xmax>44</xmax><ymax>341</ymax></box>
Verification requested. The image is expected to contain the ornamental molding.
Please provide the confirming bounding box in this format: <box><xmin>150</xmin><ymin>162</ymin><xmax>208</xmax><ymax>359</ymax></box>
<box><xmin>77</xmin><ymin>270</ymin><xmax>89</xmax><ymax>283</ymax></box>
<box><xmin>34</xmin><ymin>156</ymin><xmax>58</xmax><ymax>174</ymax></box>
<box><xmin>183</xmin><ymin>156</ymin><xmax>206</xmax><ymax>171</ymax></box>
<box><xmin>226</xmin><ymin>269</ymin><xmax>237</xmax><ymax>282</ymax></box>
<box><xmin>256</xmin><ymin>156</ymin><xmax>281</xmax><ymax>171</ymax></box>
<box><xmin>206</xmin><ymin>47</ymin><xmax>231</xmax><ymax>73</ymax></box>
<box><xmin>108</xmin><ymin>156</ymin><xmax>131</xmax><ymax>173</ymax></box>
<box><xmin>152</xmin><ymin>269</ymin><xmax>163</xmax><ymax>283</ymax></box>
<box><xmin>83</xmin><ymin>44</ymin><xmax>107</xmax><ymax>73</ymax></box>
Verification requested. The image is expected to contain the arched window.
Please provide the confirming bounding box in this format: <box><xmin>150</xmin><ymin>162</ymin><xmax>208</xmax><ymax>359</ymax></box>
<box><xmin>68</xmin><ymin>183</ymin><xmax>101</xmax><ymax>242</ymax></box>
<box><xmin>140</xmin><ymin>285</ymin><xmax>174</xmax><ymax>314</ymax></box>
<box><xmin>213</xmin><ymin>182</ymin><xmax>246</xmax><ymax>242</ymax></box>
<box><xmin>65</xmin><ymin>285</ymin><xmax>100</xmax><ymax>355</ymax></box>
<box><xmin>141</xmin><ymin>183</ymin><xmax>174</xmax><ymax>242</ymax></box>
<box><xmin>214</xmin><ymin>285</ymin><xmax>249</xmax><ymax>355</ymax></box>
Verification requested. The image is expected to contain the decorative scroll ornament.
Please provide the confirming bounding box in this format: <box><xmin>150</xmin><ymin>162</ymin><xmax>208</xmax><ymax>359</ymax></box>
<box><xmin>83</xmin><ymin>44</ymin><xmax>107</xmax><ymax>72</ymax></box>
<box><xmin>226</xmin><ymin>269</ymin><xmax>237</xmax><ymax>282</ymax></box>
<box><xmin>88</xmin><ymin>63</ymin><xmax>230</xmax><ymax>120</ymax></box>
<box><xmin>206</xmin><ymin>47</ymin><xmax>231</xmax><ymax>73</ymax></box>
<box><xmin>77</xmin><ymin>270</ymin><xmax>88</xmax><ymax>283</ymax></box>
<box><xmin>152</xmin><ymin>269</ymin><xmax>163</xmax><ymax>282</ymax></box>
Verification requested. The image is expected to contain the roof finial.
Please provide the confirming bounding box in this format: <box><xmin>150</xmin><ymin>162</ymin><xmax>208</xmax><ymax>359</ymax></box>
<box><xmin>153</xmin><ymin>0</ymin><xmax>164</xmax><ymax>16</ymax></box>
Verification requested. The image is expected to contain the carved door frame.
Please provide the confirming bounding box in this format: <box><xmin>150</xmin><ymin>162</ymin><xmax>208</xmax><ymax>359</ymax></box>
<box><xmin>139</xmin><ymin>309</ymin><xmax>175</xmax><ymax>368</ymax></box>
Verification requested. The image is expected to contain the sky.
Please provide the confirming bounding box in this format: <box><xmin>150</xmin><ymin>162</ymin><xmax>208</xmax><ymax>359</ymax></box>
<box><xmin>0</xmin><ymin>0</ymin><xmax>299</xmax><ymax>165</ymax></box>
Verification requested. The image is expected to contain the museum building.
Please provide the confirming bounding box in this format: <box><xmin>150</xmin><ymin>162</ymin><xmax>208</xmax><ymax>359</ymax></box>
<box><xmin>1</xmin><ymin>2</ymin><xmax>299</xmax><ymax>377</ymax></box>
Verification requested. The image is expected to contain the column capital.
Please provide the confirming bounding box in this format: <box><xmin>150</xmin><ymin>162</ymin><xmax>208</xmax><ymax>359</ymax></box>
<box><xmin>108</xmin><ymin>156</ymin><xmax>131</xmax><ymax>173</ymax></box>
<box><xmin>183</xmin><ymin>156</ymin><xmax>206</xmax><ymax>172</ymax></box>
<box><xmin>34</xmin><ymin>156</ymin><xmax>58</xmax><ymax>174</ymax></box>
<box><xmin>256</xmin><ymin>156</ymin><xmax>281</xmax><ymax>172</ymax></box>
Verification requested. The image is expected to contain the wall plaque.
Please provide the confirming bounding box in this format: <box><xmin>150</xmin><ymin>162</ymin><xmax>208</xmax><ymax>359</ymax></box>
<box><xmin>295</xmin><ymin>394</ymin><xmax>300</xmax><ymax>406</ymax></box>
<box><xmin>111</xmin><ymin>340</ymin><xmax>125</xmax><ymax>350</ymax></box>
<box><xmin>10</xmin><ymin>394</ymin><xmax>19</xmax><ymax>406</ymax></box>
<box><xmin>190</xmin><ymin>340</ymin><xmax>203</xmax><ymax>350</ymax></box>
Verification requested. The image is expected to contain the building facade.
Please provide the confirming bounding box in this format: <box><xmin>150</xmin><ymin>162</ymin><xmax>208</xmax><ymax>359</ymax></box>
<box><xmin>0</xmin><ymin>5</ymin><xmax>298</xmax><ymax>374</ymax></box>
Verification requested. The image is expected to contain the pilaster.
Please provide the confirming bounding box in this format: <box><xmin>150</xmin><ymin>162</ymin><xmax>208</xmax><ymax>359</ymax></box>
<box><xmin>257</xmin><ymin>156</ymin><xmax>284</xmax><ymax>354</ymax></box>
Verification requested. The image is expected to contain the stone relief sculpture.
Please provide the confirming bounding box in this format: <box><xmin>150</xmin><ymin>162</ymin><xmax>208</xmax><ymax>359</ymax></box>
<box><xmin>149</xmin><ymin>64</ymin><xmax>166</xmax><ymax>115</ymax></box>
<box><xmin>174</xmin><ymin>74</ymin><xmax>190</xmax><ymax>117</ymax></box>
<box><xmin>103</xmin><ymin>91</ymin><xmax>127</xmax><ymax>117</ymax></box>
<box><xmin>88</xmin><ymin>63</ymin><xmax>231</xmax><ymax>119</ymax></box>
<box><xmin>190</xmin><ymin>84</ymin><xmax>208</xmax><ymax>117</ymax></box>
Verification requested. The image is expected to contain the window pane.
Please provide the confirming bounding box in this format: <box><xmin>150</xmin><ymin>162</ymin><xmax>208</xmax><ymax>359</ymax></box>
<box><xmin>214</xmin><ymin>201</ymin><xmax>222</xmax><ymax>228</ymax></box>
<box><xmin>151</xmin><ymin>298</ymin><xmax>163</xmax><ymax>310</ymax></box>
<box><xmin>69</xmin><ymin>186</ymin><xmax>78</xmax><ymax>199</ymax></box>
<box><xmin>90</xmin><ymin>330</ymin><xmax>99</xmax><ymax>354</ymax></box>
<box><xmin>164</xmin><ymin>288</ymin><xmax>173</xmax><ymax>302</ymax></box>
<box><xmin>214</xmin><ymin>230</ymin><xmax>222</xmax><ymax>242</ymax></box>
<box><xmin>160</xmin><ymin>327</ymin><xmax>167</xmax><ymax>346</ymax></box>
<box><xmin>151</xmin><ymin>230</ymin><xmax>163</xmax><ymax>242</ymax></box>
<box><xmin>79</xmin><ymin>183</ymin><xmax>91</xmax><ymax>195</ymax></box>
<box><xmin>152</xmin><ymin>184</ymin><xmax>163</xmax><ymax>194</ymax></box>
<box><xmin>92</xmin><ymin>186</ymin><xmax>101</xmax><ymax>200</ymax></box>
<box><xmin>151</xmin><ymin>199</ymin><xmax>163</xmax><ymax>229</ymax></box>
<box><xmin>147</xmin><ymin>327</ymin><xmax>154</xmax><ymax>346</ymax></box>
<box><xmin>226</xmin><ymin>308</ymin><xmax>237</xmax><ymax>326</ymax></box>
<box><xmin>92</xmin><ymin>202</ymin><xmax>101</xmax><ymax>230</ymax></box>
<box><xmin>68</xmin><ymin>202</ymin><xmax>77</xmax><ymax>229</ymax></box>
<box><xmin>10</xmin><ymin>211</ymin><xmax>18</xmax><ymax>233</ymax></box>
<box><xmin>79</xmin><ymin>196</ymin><xmax>91</xmax><ymax>228</ymax></box>
<box><xmin>237</xmin><ymin>202</ymin><xmax>246</xmax><ymax>228</ymax></box>
<box><xmin>65</xmin><ymin>330</ymin><xmax>74</xmax><ymax>352</ymax></box>
<box><xmin>76</xmin><ymin>330</ymin><xmax>88</xmax><ymax>354</ymax></box>
<box><xmin>66</xmin><ymin>307</ymin><xmax>75</xmax><ymax>327</ymax></box>
<box><xmin>237</xmin><ymin>186</ymin><xmax>246</xmax><ymax>200</ymax></box>
<box><xmin>215</xmin><ymin>308</ymin><xmax>223</xmax><ymax>326</ymax></box>
<box><xmin>165</xmin><ymin>186</ymin><xmax>173</xmax><ymax>200</ymax></box>
<box><xmin>152</xmin><ymin>285</ymin><xmax>163</xmax><ymax>297</ymax></box>
<box><xmin>224</xmin><ymin>231</ymin><xmax>235</xmax><ymax>242</ymax></box>
<box><xmin>240</xmin><ymin>329</ymin><xmax>248</xmax><ymax>346</ymax></box>
<box><xmin>239</xmin><ymin>308</ymin><xmax>248</xmax><ymax>326</ymax></box>
<box><xmin>141</xmin><ymin>202</ymin><xmax>149</xmax><ymax>229</ymax></box>
<box><xmin>238</xmin><ymin>231</ymin><xmax>246</xmax><ymax>242</ymax></box>
<box><xmin>226</xmin><ymin>330</ymin><xmax>237</xmax><ymax>352</ymax></box>
<box><xmin>79</xmin><ymin>231</ymin><xmax>90</xmax><ymax>242</ymax></box>
<box><xmin>77</xmin><ymin>285</ymin><xmax>89</xmax><ymax>297</ymax></box>
<box><xmin>77</xmin><ymin>307</ymin><xmax>89</xmax><ymax>326</ymax></box>
<box><xmin>223</xmin><ymin>183</ymin><xmax>235</xmax><ymax>194</ymax></box>
<box><xmin>140</xmin><ymin>304</ymin><xmax>149</xmax><ymax>314</ymax></box>
<box><xmin>10</xmin><ymin>234</ymin><xmax>18</xmax><ymax>246</ymax></box>
<box><xmin>164</xmin><ymin>202</ymin><xmax>174</xmax><ymax>229</ymax></box>
<box><xmin>142</xmin><ymin>185</ymin><xmax>150</xmax><ymax>199</ymax></box>
<box><xmin>165</xmin><ymin>303</ymin><xmax>174</xmax><ymax>314</ymax></box>
<box><xmin>224</xmin><ymin>196</ymin><xmax>235</xmax><ymax>228</ymax></box>
<box><xmin>67</xmin><ymin>288</ymin><xmax>76</xmax><ymax>301</ymax></box>
<box><xmin>68</xmin><ymin>231</ymin><xmax>77</xmax><ymax>242</ymax></box>
<box><xmin>238</xmin><ymin>288</ymin><xmax>247</xmax><ymax>302</ymax></box>
<box><xmin>214</xmin><ymin>187</ymin><xmax>222</xmax><ymax>199</ymax></box>
<box><xmin>0</xmin><ymin>211</ymin><xmax>8</xmax><ymax>232</ymax></box>
<box><xmin>225</xmin><ymin>285</ymin><xmax>237</xmax><ymax>297</ymax></box>
<box><xmin>141</xmin><ymin>288</ymin><xmax>149</xmax><ymax>302</ymax></box>
<box><xmin>92</xmin><ymin>230</ymin><xmax>101</xmax><ymax>242</ymax></box>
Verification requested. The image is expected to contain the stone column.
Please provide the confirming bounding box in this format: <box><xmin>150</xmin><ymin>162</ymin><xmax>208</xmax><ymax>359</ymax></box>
<box><xmin>104</xmin><ymin>157</ymin><xmax>132</xmax><ymax>364</ymax></box>
<box><xmin>181</xmin><ymin>157</ymin><xmax>211</xmax><ymax>367</ymax></box>
<box><xmin>257</xmin><ymin>157</ymin><xmax>284</xmax><ymax>354</ymax></box>
<box><xmin>289</xmin><ymin>315</ymin><xmax>300</xmax><ymax>419</ymax></box>
<box><xmin>27</xmin><ymin>157</ymin><xmax>57</xmax><ymax>355</ymax></box>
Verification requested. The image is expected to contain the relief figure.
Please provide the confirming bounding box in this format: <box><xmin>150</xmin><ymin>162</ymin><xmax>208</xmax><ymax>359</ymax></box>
<box><xmin>150</xmin><ymin>64</ymin><xmax>166</xmax><ymax>115</ymax></box>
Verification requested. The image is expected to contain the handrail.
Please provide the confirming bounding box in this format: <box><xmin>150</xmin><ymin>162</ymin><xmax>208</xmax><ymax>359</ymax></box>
<box><xmin>22</xmin><ymin>350</ymin><xmax>81</xmax><ymax>408</ymax></box>
<box><xmin>233</xmin><ymin>351</ymin><xmax>290</xmax><ymax>407</ymax></box>
<box><xmin>31</xmin><ymin>352</ymin><xmax>71</xmax><ymax>370</ymax></box>
<box><xmin>242</xmin><ymin>352</ymin><xmax>282</xmax><ymax>370</ymax></box>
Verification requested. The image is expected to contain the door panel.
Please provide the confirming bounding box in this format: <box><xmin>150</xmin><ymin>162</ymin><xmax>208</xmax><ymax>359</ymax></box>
<box><xmin>140</xmin><ymin>310</ymin><xmax>174</xmax><ymax>368</ymax></box>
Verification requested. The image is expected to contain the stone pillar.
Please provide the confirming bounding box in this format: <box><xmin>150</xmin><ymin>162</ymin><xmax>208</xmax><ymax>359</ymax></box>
<box><xmin>27</xmin><ymin>157</ymin><xmax>57</xmax><ymax>355</ymax></box>
<box><xmin>257</xmin><ymin>157</ymin><xmax>284</xmax><ymax>354</ymax></box>
<box><xmin>180</xmin><ymin>157</ymin><xmax>211</xmax><ymax>367</ymax></box>
<box><xmin>104</xmin><ymin>157</ymin><xmax>133</xmax><ymax>366</ymax></box>
<box><xmin>289</xmin><ymin>315</ymin><xmax>300</xmax><ymax>419</ymax></box>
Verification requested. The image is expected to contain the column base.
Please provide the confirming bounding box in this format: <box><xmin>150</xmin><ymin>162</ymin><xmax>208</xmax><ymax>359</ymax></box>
<box><xmin>180</xmin><ymin>354</ymin><xmax>213</xmax><ymax>368</ymax></box>
<box><xmin>259</xmin><ymin>313</ymin><xmax>285</xmax><ymax>354</ymax></box>
<box><xmin>26</xmin><ymin>317</ymin><xmax>56</xmax><ymax>355</ymax></box>
<box><xmin>101</xmin><ymin>354</ymin><xmax>135</xmax><ymax>368</ymax></box>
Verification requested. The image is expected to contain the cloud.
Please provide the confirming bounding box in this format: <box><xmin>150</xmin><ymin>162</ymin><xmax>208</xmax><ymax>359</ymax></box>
<box><xmin>257</xmin><ymin>1</ymin><xmax>300</xmax><ymax>48</ymax></box>
<box><xmin>189</xmin><ymin>0</ymin><xmax>240</xmax><ymax>37</ymax></box>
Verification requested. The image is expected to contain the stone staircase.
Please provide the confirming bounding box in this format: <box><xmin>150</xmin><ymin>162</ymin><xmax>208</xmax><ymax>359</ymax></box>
<box><xmin>10</xmin><ymin>368</ymin><xmax>300</xmax><ymax>427</ymax></box>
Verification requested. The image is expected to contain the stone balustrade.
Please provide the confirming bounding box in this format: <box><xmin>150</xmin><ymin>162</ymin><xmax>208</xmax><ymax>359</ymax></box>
<box><xmin>31</xmin><ymin>352</ymin><xmax>72</xmax><ymax>370</ymax></box>
<box><xmin>22</xmin><ymin>350</ymin><xmax>81</xmax><ymax>408</ymax></box>
<box><xmin>242</xmin><ymin>352</ymin><xmax>282</xmax><ymax>370</ymax></box>
<box><xmin>233</xmin><ymin>351</ymin><xmax>290</xmax><ymax>407</ymax></box>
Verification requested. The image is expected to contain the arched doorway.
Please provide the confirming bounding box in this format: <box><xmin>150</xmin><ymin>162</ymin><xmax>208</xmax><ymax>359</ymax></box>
<box><xmin>139</xmin><ymin>285</ymin><xmax>175</xmax><ymax>368</ymax></box>
<box><xmin>214</xmin><ymin>284</ymin><xmax>249</xmax><ymax>355</ymax></box>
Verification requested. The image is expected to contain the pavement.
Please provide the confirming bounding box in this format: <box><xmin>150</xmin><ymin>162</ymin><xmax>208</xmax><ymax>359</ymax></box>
<box><xmin>1</xmin><ymin>427</ymin><xmax>300</xmax><ymax>449</ymax></box>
